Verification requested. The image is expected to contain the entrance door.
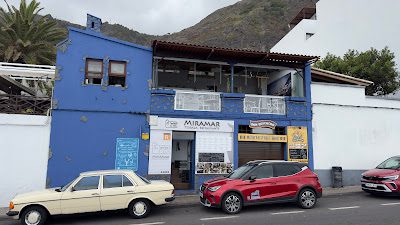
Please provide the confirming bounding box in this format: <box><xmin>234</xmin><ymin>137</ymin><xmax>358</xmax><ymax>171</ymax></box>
<box><xmin>171</xmin><ymin>132</ymin><xmax>194</xmax><ymax>190</ymax></box>
<box><xmin>238</xmin><ymin>142</ymin><xmax>284</xmax><ymax>166</ymax></box>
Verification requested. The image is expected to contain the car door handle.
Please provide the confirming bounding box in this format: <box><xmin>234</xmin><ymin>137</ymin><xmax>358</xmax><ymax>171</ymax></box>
<box><xmin>127</xmin><ymin>190</ymin><xmax>134</xmax><ymax>193</ymax></box>
<box><xmin>91</xmin><ymin>193</ymin><xmax>99</xmax><ymax>196</ymax></box>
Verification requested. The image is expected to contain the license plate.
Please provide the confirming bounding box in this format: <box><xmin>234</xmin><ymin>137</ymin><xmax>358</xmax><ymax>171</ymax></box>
<box><xmin>199</xmin><ymin>192</ymin><xmax>203</xmax><ymax>198</ymax></box>
<box><xmin>365</xmin><ymin>183</ymin><xmax>377</xmax><ymax>188</ymax></box>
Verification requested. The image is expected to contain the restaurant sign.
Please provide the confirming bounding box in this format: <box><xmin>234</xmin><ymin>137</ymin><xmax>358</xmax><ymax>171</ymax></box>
<box><xmin>238</xmin><ymin>133</ymin><xmax>287</xmax><ymax>143</ymax></box>
<box><xmin>249</xmin><ymin>120</ymin><xmax>277</xmax><ymax>129</ymax></box>
<box><xmin>287</xmin><ymin>126</ymin><xmax>308</xmax><ymax>163</ymax></box>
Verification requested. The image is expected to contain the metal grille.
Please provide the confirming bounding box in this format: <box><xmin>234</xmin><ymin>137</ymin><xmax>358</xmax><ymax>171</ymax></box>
<box><xmin>243</xmin><ymin>95</ymin><xmax>286</xmax><ymax>115</ymax></box>
<box><xmin>175</xmin><ymin>91</ymin><xmax>221</xmax><ymax>112</ymax></box>
<box><xmin>0</xmin><ymin>94</ymin><xmax>51</xmax><ymax>115</ymax></box>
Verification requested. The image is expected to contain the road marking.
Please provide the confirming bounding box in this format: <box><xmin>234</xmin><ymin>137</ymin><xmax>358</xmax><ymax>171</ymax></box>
<box><xmin>200</xmin><ymin>216</ymin><xmax>239</xmax><ymax>221</ymax></box>
<box><xmin>129</xmin><ymin>222</ymin><xmax>165</xmax><ymax>225</ymax></box>
<box><xmin>381</xmin><ymin>202</ymin><xmax>400</xmax><ymax>206</ymax></box>
<box><xmin>271</xmin><ymin>210</ymin><xmax>305</xmax><ymax>215</ymax></box>
<box><xmin>329</xmin><ymin>206</ymin><xmax>360</xmax><ymax>210</ymax></box>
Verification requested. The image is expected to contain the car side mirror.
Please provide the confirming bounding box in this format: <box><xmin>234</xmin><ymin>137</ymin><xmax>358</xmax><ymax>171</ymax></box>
<box><xmin>71</xmin><ymin>187</ymin><xmax>76</xmax><ymax>192</ymax></box>
<box><xmin>249</xmin><ymin>175</ymin><xmax>257</xmax><ymax>182</ymax></box>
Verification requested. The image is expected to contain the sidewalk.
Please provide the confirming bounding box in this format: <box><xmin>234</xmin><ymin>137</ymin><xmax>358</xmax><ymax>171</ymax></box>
<box><xmin>0</xmin><ymin>186</ymin><xmax>362</xmax><ymax>218</ymax></box>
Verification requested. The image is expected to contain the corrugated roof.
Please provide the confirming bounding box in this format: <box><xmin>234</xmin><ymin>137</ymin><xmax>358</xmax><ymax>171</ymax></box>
<box><xmin>153</xmin><ymin>40</ymin><xmax>319</xmax><ymax>67</ymax></box>
<box><xmin>311</xmin><ymin>67</ymin><xmax>373</xmax><ymax>86</ymax></box>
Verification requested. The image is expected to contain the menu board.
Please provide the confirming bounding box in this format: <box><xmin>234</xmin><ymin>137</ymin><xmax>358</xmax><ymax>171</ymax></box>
<box><xmin>195</xmin><ymin>132</ymin><xmax>233</xmax><ymax>174</ymax></box>
<box><xmin>287</xmin><ymin>126</ymin><xmax>308</xmax><ymax>163</ymax></box>
<box><xmin>198</xmin><ymin>153</ymin><xmax>224</xmax><ymax>162</ymax></box>
<box><xmin>289</xmin><ymin>149</ymin><xmax>308</xmax><ymax>160</ymax></box>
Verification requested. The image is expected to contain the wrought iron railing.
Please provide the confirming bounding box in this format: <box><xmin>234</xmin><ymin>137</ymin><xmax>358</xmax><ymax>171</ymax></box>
<box><xmin>174</xmin><ymin>91</ymin><xmax>221</xmax><ymax>112</ymax></box>
<box><xmin>244</xmin><ymin>95</ymin><xmax>286</xmax><ymax>115</ymax></box>
<box><xmin>0</xmin><ymin>94</ymin><xmax>51</xmax><ymax>115</ymax></box>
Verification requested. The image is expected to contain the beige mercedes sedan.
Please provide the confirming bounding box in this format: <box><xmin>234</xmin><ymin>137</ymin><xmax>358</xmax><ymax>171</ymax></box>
<box><xmin>7</xmin><ymin>170</ymin><xmax>175</xmax><ymax>225</ymax></box>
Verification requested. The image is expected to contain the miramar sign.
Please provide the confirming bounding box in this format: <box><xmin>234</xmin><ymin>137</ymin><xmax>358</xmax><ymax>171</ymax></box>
<box><xmin>150</xmin><ymin>116</ymin><xmax>234</xmax><ymax>133</ymax></box>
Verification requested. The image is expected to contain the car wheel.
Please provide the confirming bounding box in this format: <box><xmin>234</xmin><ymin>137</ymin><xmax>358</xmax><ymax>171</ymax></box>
<box><xmin>298</xmin><ymin>188</ymin><xmax>317</xmax><ymax>209</ymax></box>
<box><xmin>20</xmin><ymin>206</ymin><xmax>47</xmax><ymax>225</ymax></box>
<box><xmin>128</xmin><ymin>199</ymin><xmax>151</xmax><ymax>219</ymax></box>
<box><xmin>222</xmin><ymin>192</ymin><xmax>242</xmax><ymax>214</ymax></box>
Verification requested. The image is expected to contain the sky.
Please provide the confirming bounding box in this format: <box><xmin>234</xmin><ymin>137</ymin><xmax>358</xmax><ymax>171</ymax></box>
<box><xmin>0</xmin><ymin>0</ymin><xmax>241</xmax><ymax>35</ymax></box>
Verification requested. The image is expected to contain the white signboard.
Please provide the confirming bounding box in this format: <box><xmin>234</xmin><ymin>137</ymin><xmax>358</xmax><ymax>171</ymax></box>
<box><xmin>148</xmin><ymin>130</ymin><xmax>172</xmax><ymax>174</ymax></box>
<box><xmin>149</xmin><ymin>116</ymin><xmax>234</xmax><ymax>133</ymax></box>
<box><xmin>195</xmin><ymin>132</ymin><xmax>234</xmax><ymax>174</ymax></box>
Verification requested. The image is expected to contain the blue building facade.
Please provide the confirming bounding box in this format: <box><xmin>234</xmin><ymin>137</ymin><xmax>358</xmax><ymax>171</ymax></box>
<box><xmin>47</xmin><ymin>15</ymin><xmax>152</xmax><ymax>186</ymax></box>
<box><xmin>48</xmin><ymin>15</ymin><xmax>317</xmax><ymax>191</ymax></box>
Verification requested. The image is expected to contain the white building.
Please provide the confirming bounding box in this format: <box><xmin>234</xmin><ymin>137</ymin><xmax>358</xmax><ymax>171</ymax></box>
<box><xmin>272</xmin><ymin>0</ymin><xmax>400</xmax><ymax>70</ymax></box>
<box><xmin>0</xmin><ymin>62</ymin><xmax>54</xmax><ymax>207</ymax></box>
<box><xmin>272</xmin><ymin>0</ymin><xmax>400</xmax><ymax>186</ymax></box>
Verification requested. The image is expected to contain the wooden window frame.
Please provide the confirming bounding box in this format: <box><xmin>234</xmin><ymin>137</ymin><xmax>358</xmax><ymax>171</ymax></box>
<box><xmin>85</xmin><ymin>58</ymin><xmax>104</xmax><ymax>79</ymax></box>
<box><xmin>108</xmin><ymin>60</ymin><xmax>127</xmax><ymax>78</ymax></box>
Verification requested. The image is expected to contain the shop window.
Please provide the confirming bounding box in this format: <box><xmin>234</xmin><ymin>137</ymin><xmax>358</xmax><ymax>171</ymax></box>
<box><xmin>239</xmin><ymin>125</ymin><xmax>252</xmax><ymax>134</ymax></box>
<box><xmin>85</xmin><ymin>58</ymin><xmax>103</xmax><ymax>85</ymax></box>
<box><xmin>108</xmin><ymin>60</ymin><xmax>127</xmax><ymax>87</ymax></box>
<box><xmin>275</xmin><ymin>127</ymin><xmax>286</xmax><ymax>135</ymax></box>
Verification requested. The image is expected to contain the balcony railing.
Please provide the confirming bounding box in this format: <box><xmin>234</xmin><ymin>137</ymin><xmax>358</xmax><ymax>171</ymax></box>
<box><xmin>0</xmin><ymin>94</ymin><xmax>51</xmax><ymax>115</ymax></box>
<box><xmin>174</xmin><ymin>91</ymin><xmax>221</xmax><ymax>112</ymax></box>
<box><xmin>244</xmin><ymin>95</ymin><xmax>286</xmax><ymax>115</ymax></box>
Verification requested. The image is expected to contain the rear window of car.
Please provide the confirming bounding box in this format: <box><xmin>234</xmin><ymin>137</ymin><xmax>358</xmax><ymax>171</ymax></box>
<box><xmin>273</xmin><ymin>164</ymin><xmax>302</xmax><ymax>177</ymax></box>
<box><xmin>137</xmin><ymin>174</ymin><xmax>151</xmax><ymax>184</ymax></box>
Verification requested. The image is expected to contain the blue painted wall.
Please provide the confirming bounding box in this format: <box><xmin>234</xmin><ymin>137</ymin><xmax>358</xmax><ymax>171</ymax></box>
<box><xmin>151</xmin><ymin>65</ymin><xmax>313</xmax><ymax>175</ymax></box>
<box><xmin>47</xmin><ymin>26</ymin><xmax>152</xmax><ymax>187</ymax></box>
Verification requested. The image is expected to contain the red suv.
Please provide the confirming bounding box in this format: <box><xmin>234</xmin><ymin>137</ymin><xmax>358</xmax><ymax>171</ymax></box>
<box><xmin>199</xmin><ymin>160</ymin><xmax>322</xmax><ymax>214</ymax></box>
<box><xmin>361</xmin><ymin>156</ymin><xmax>400</xmax><ymax>195</ymax></box>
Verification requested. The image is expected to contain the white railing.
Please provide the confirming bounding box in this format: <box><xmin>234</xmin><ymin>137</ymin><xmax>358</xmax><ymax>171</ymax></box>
<box><xmin>0</xmin><ymin>62</ymin><xmax>55</xmax><ymax>80</ymax></box>
<box><xmin>244</xmin><ymin>95</ymin><xmax>286</xmax><ymax>115</ymax></box>
<box><xmin>174</xmin><ymin>91</ymin><xmax>221</xmax><ymax>112</ymax></box>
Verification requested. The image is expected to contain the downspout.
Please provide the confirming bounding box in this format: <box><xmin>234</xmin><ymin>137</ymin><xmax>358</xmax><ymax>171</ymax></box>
<box><xmin>230</xmin><ymin>63</ymin><xmax>234</xmax><ymax>93</ymax></box>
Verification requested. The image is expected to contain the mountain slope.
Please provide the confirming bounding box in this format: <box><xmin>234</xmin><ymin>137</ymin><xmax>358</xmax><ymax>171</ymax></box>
<box><xmin>56</xmin><ymin>0</ymin><xmax>317</xmax><ymax>51</ymax></box>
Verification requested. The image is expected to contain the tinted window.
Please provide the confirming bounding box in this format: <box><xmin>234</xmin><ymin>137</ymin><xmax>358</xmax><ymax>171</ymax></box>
<box><xmin>74</xmin><ymin>176</ymin><xmax>100</xmax><ymax>191</ymax></box>
<box><xmin>226</xmin><ymin>164</ymin><xmax>257</xmax><ymax>179</ymax></box>
<box><xmin>123</xmin><ymin>176</ymin><xmax>133</xmax><ymax>186</ymax></box>
<box><xmin>103</xmin><ymin>175</ymin><xmax>122</xmax><ymax>188</ymax></box>
<box><xmin>377</xmin><ymin>157</ymin><xmax>400</xmax><ymax>169</ymax></box>
<box><xmin>248</xmin><ymin>165</ymin><xmax>273</xmax><ymax>179</ymax></box>
<box><xmin>274</xmin><ymin>164</ymin><xmax>301</xmax><ymax>177</ymax></box>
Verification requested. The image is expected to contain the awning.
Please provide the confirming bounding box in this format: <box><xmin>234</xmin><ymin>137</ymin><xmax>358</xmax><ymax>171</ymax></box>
<box><xmin>153</xmin><ymin>40</ymin><xmax>319</xmax><ymax>68</ymax></box>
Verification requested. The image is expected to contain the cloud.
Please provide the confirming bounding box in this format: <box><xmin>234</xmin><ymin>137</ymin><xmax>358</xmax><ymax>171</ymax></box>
<box><xmin>0</xmin><ymin>0</ymin><xmax>240</xmax><ymax>35</ymax></box>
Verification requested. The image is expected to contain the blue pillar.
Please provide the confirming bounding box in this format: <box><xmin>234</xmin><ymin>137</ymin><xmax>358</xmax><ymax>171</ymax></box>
<box><xmin>304</xmin><ymin>62</ymin><xmax>314</xmax><ymax>170</ymax></box>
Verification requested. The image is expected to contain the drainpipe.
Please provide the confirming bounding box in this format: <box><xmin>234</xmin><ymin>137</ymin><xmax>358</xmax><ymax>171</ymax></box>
<box><xmin>230</xmin><ymin>63</ymin><xmax>234</xmax><ymax>93</ymax></box>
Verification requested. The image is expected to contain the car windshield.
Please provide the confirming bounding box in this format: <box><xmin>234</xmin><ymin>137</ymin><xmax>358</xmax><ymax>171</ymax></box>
<box><xmin>376</xmin><ymin>157</ymin><xmax>400</xmax><ymax>170</ymax></box>
<box><xmin>60</xmin><ymin>178</ymin><xmax>76</xmax><ymax>192</ymax></box>
<box><xmin>226</xmin><ymin>164</ymin><xmax>257</xmax><ymax>179</ymax></box>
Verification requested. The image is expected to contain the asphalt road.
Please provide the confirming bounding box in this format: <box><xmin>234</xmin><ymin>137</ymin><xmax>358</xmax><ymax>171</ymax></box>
<box><xmin>2</xmin><ymin>192</ymin><xmax>400</xmax><ymax>225</ymax></box>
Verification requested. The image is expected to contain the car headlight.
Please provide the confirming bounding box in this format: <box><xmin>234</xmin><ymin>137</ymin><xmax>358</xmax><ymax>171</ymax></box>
<box><xmin>383</xmin><ymin>175</ymin><xmax>399</xmax><ymax>181</ymax></box>
<box><xmin>207</xmin><ymin>186</ymin><xmax>221</xmax><ymax>192</ymax></box>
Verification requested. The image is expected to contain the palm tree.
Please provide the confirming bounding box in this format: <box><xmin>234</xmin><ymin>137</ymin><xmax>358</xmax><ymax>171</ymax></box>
<box><xmin>0</xmin><ymin>0</ymin><xmax>65</xmax><ymax>65</ymax></box>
